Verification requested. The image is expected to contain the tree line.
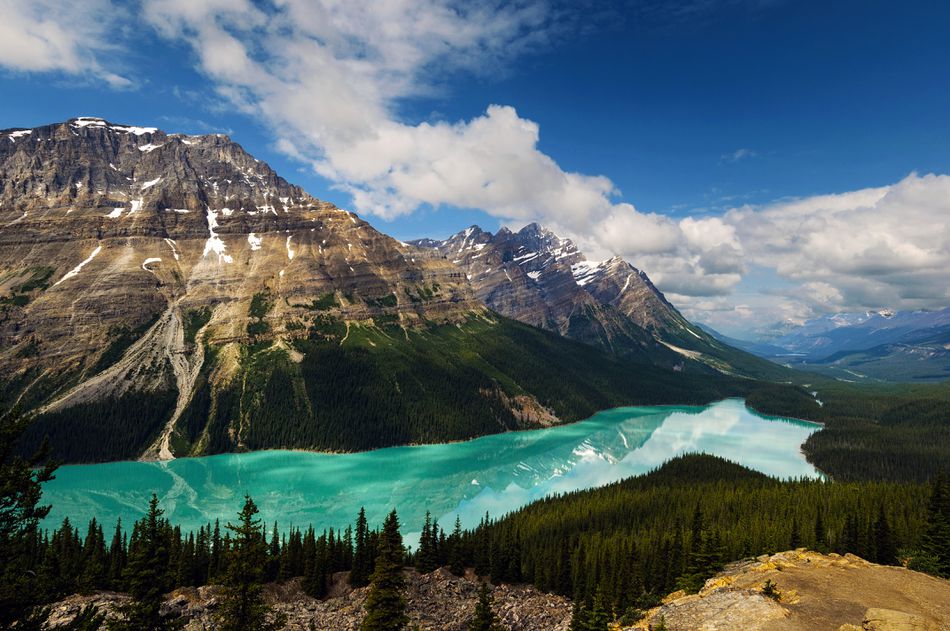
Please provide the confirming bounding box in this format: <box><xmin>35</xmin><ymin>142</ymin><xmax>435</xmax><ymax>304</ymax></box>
<box><xmin>4</xmin><ymin>404</ymin><xmax>949</xmax><ymax>629</ymax></box>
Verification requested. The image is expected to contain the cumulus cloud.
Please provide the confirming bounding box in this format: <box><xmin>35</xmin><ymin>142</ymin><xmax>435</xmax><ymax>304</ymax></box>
<box><xmin>136</xmin><ymin>0</ymin><xmax>733</xmax><ymax>288</ymax></box>
<box><xmin>0</xmin><ymin>0</ymin><xmax>131</xmax><ymax>87</ymax></box>
<box><xmin>3</xmin><ymin>0</ymin><xmax>948</xmax><ymax>328</ymax></box>
<box><xmin>727</xmin><ymin>173</ymin><xmax>950</xmax><ymax>311</ymax></box>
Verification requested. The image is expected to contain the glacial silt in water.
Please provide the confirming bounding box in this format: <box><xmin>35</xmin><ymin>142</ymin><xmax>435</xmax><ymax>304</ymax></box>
<box><xmin>41</xmin><ymin>399</ymin><xmax>820</xmax><ymax>539</ymax></box>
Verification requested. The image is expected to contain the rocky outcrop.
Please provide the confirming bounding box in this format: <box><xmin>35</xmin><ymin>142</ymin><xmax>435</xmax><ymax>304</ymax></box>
<box><xmin>411</xmin><ymin>224</ymin><xmax>776</xmax><ymax>376</ymax></box>
<box><xmin>410</xmin><ymin>224</ymin><xmax>687</xmax><ymax>367</ymax></box>
<box><xmin>43</xmin><ymin>569</ymin><xmax>571</xmax><ymax>630</ymax></box>
<box><xmin>635</xmin><ymin>550</ymin><xmax>950</xmax><ymax>631</ymax></box>
<box><xmin>0</xmin><ymin>120</ymin><xmax>478</xmax><ymax>388</ymax></box>
<box><xmin>0</xmin><ymin>118</ymin><xmax>484</xmax><ymax>458</ymax></box>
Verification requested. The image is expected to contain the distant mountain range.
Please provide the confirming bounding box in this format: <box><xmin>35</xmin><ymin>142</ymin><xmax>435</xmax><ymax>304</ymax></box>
<box><xmin>0</xmin><ymin>117</ymin><xmax>801</xmax><ymax>463</ymax></box>
<box><xmin>704</xmin><ymin>308</ymin><xmax>950</xmax><ymax>382</ymax></box>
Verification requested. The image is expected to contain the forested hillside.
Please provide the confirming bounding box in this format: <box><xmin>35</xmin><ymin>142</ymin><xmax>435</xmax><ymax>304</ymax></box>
<box><xmin>17</xmin><ymin>315</ymin><xmax>812</xmax><ymax>463</ymax></box>
<box><xmin>747</xmin><ymin>380</ymin><xmax>950</xmax><ymax>482</ymax></box>
<box><xmin>5</xmin><ymin>450</ymin><xmax>948</xmax><ymax>628</ymax></box>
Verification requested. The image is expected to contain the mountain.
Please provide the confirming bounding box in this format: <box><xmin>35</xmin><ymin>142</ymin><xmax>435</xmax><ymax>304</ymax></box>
<box><xmin>695</xmin><ymin>324</ymin><xmax>790</xmax><ymax>357</ymax></box>
<box><xmin>411</xmin><ymin>224</ymin><xmax>793</xmax><ymax>380</ymax></box>
<box><xmin>728</xmin><ymin>308</ymin><xmax>950</xmax><ymax>382</ymax></box>
<box><xmin>0</xmin><ymin>118</ymin><xmax>783</xmax><ymax>463</ymax></box>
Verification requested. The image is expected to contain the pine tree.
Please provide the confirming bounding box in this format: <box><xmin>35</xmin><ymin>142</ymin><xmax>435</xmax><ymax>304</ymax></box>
<box><xmin>919</xmin><ymin>472</ymin><xmax>950</xmax><ymax>576</ymax></box>
<box><xmin>416</xmin><ymin>511</ymin><xmax>438</xmax><ymax>573</ymax></box>
<box><xmin>0</xmin><ymin>410</ymin><xmax>58</xmax><ymax>627</ymax></box>
<box><xmin>215</xmin><ymin>495</ymin><xmax>286</xmax><ymax>631</ymax></box>
<box><xmin>110</xmin><ymin>495</ymin><xmax>176</xmax><ymax>630</ymax></box>
<box><xmin>361</xmin><ymin>509</ymin><xmax>408</xmax><ymax>631</ymax></box>
<box><xmin>468</xmin><ymin>582</ymin><xmax>504</xmax><ymax>631</ymax></box>
<box><xmin>874</xmin><ymin>505</ymin><xmax>896</xmax><ymax>565</ymax></box>
<box><xmin>350</xmin><ymin>508</ymin><xmax>372</xmax><ymax>587</ymax></box>
<box><xmin>585</xmin><ymin>588</ymin><xmax>611</xmax><ymax>631</ymax></box>
<box><xmin>789</xmin><ymin>517</ymin><xmax>801</xmax><ymax>549</ymax></box>
<box><xmin>449</xmin><ymin>516</ymin><xmax>465</xmax><ymax>576</ymax></box>
<box><xmin>108</xmin><ymin>519</ymin><xmax>126</xmax><ymax>589</ymax></box>
<box><xmin>814</xmin><ymin>508</ymin><xmax>827</xmax><ymax>552</ymax></box>
<box><xmin>210</xmin><ymin>520</ymin><xmax>223</xmax><ymax>581</ymax></box>
<box><xmin>265</xmin><ymin>522</ymin><xmax>280</xmax><ymax>582</ymax></box>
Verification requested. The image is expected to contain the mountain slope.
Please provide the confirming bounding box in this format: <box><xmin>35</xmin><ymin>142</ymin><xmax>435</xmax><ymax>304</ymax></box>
<box><xmin>772</xmin><ymin>308</ymin><xmax>950</xmax><ymax>360</ymax></box>
<box><xmin>728</xmin><ymin>308</ymin><xmax>950</xmax><ymax>382</ymax></box>
<box><xmin>0</xmin><ymin>118</ymin><xmax>797</xmax><ymax>463</ymax></box>
<box><xmin>412</xmin><ymin>224</ymin><xmax>795</xmax><ymax>380</ymax></box>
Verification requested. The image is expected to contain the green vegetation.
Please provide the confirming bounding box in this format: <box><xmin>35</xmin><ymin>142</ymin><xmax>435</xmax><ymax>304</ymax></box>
<box><xmin>248</xmin><ymin>292</ymin><xmax>274</xmax><ymax>320</ymax></box>
<box><xmin>0</xmin><ymin>267</ymin><xmax>56</xmax><ymax>309</ymax></box>
<box><xmin>366</xmin><ymin>293</ymin><xmax>398</xmax><ymax>308</ymax></box>
<box><xmin>306</xmin><ymin>293</ymin><xmax>337</xmax><ymax>311</ymax></box>
<box><xmin>110</xmin><ymin>495</ymin><xmax>179</xmax><ymax>630</ymax></box>
<box><xmin>180</xmin><ymin>314</ymin><xmax>811</xmax><ymax>456</ymax></box>
<box><xmin>463</xmin><ymin>454</ymin><xmax>933</xmax><ymax>617</ymax></box>
<box><xmin>5</xmin><ymin>453</ymin><xmax>947</xmax><ymax>628</ymax></box>
<box><xmin>246</xmin><ymin>291</ymin><xmax>274</xmax><ymax>339</ymax></box>
<box><xmin>88</xmin><ymin>314</ymin><xmax>162</xmax><ymax>377</ymax></box>
<box><xmin>4</xmin><ymin>399</ymin><xmax>947</xmax><ymax>626</ymax></box>
<box><xmin>216</xmin><ymin>496</ymin><xmax>286</xmax><ymax>631</ymax></box>
<box><xmin>361</xmin><ymin>510</ymin><xmax>408</xmax><ymax>631</ymax></box>
<box><xmin>14</xmin><ymin>267</ymin><xmax>55</xmax><ymax>293</ymax></box>
<box><xmin>18</xmin><ymin>390</ymin><xmax>177</xmax><ymax>463</ymax></box>
<box><xmin>748</xmin><ymin>380</ymin><xmax>950</xmax><ymax>482</ymax></box>
<box><xmin>0</xmin><ymin>410</ymin><xmax>57</xmax><ymax>627</ymax></box>
<box><xmin>182</xmin><ymin>307</ymin><xmax>212</xmax><ymax>345</ymax></box>
<box><xmin>468</xmin><ymin>583</ymin><xmax>504</xmax><ymax>631</ymax></box>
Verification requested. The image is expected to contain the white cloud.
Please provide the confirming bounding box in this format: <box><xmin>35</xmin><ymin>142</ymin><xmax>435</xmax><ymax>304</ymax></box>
<box><xmin>140</xmin><ymin>0</ymin><xmax>727</xmax><ymax>290</ymax></box>
<box><xmin>0</xmin><ymin>0</ymin><xmax>131</xmax><ymax>87</ymax></box>
<box><xmin>726</xmin><ymin>173</ymin><xmax>950</xmax><ymax>311</ymax></box>
<box><xmin>3</xmin><ymin>0</ymin><xmax>947</xmax><ymax>329</ymax></box>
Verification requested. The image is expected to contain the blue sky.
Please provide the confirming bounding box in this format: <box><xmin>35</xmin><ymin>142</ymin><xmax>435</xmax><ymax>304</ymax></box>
<box><xmin>2</xmin><ymin>0</ymin><xmax>949</xmax><ymax>337</ymax></box>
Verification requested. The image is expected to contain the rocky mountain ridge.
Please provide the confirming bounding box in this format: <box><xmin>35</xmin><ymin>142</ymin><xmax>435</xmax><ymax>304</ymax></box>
<box><xmin>1</xmin><ymin>117</ymin><xmax>768</xmax><ymax>464</ymax></box>
<box><xmin>412</xmin><ymin>224</ymin><xmax>790</xmax><ymax>379</ymax></box>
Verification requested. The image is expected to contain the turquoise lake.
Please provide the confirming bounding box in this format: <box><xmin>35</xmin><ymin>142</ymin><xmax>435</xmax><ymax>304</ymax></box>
<box><xmin>40</xmin><ymin>399</ymin><xmax>821</xmax><ymax>542</ymax></box>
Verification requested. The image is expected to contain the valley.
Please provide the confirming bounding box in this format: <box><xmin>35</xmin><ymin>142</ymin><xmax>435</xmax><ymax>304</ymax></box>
<box><xmin>1</xmin><ymin>117</ymin><xmax>948</xmax><ymax>631</ymax></box>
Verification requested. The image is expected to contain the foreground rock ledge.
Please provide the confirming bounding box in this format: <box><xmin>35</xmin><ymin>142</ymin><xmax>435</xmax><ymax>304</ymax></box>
<box><xmin>635</xmin><ymin>550</ymin><xmax>950</xmax><ymax>631</ymax></box>
<box><xmin>40</xmin><ymin>551</ymin><xmax>950</xmax><ymax>630</ymax></box>
<box><xmin>44</xmin><ymin>568</ymin><xmax>571</xmax><ymax>631</ymax></box>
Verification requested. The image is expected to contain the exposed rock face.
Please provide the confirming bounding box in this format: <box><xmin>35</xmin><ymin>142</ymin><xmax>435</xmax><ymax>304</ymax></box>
<box><xmin>410</xmin><ymin>224</ymin><xmax>687</xmax><ymax>367</ymax></box>
<box><xmin>0</xmin><ymin>118</ymin><xmax>479</xmax><ymax>458</ymax></box>
<box><xmin>635</xmin><ymin>550</ymin><xmax>950</xmax><ymax>631</ymax></box>
<box><xmin>412</xmin><ymin>224</ymin><xmax>767</xmax><ymax>375</ymax></box>
<box><xmin>43</xmin><ymin>569</ymin><xmax>571</xmax><ymax>630</ymax></box>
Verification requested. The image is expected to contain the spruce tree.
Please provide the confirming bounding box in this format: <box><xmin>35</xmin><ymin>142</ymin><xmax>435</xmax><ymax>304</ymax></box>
<box><xmin>215</xmin><ymin>495</ymin><xmax>286</xmax><ymax>631</ymax></box>
<box><xmin>449</xmin><ymin>516</ymin><xmax>465</xmax><ymax>576</ymax></box>
<box><xmin>919</xmin><ymin>472</ymin><xmax>950</xmax><ymax>576</ymax></box>
<box><xmin>874</xmin><ymin>505</ymin><xmax>896</xmax><ymax>565</ymax></box>
<box><xmin>814</xmin><ymin>508</ymin><xmax>827</xmax><ymax>552</ymax></box>
<box><xmin>568</xmin><ymin>600</ymin><xmax>585</xmax><ymax>631</ymax></box>
<box><xmin>585</xmin><ymin>587</ymin><xmax>611</xmax><ymax>631</ymax></box>
<box><xmin>110</xmin><ymin>495</ymin><xmax>176</xmax><ymax>630</ymax></box>
<box><xmin>361</xmin><ymin>509</ymin><xmax>408</xmax><ymax>631</ymax></box>
<box><xmin>350</xmin><ymin>508</ymin><xmax>372</xmax><ymax>587</ymax></box>
<box><xmin>416</xmin><ymin>511</ymin><xmax>438</xmax><ymax>573</ymax></box>
<box><xmin>0</xmin><ymin>410</ymin><xmax>58</xmax><ymax>627</ymax></box>
<box><xmin>789</xmin><ymin>517</ymin><xmax>801</xmax><ymax>549</ymax></box>
<box><xmin>468</xmin><ymin>582</ymin><xmax>504</xmax><ymax>631</ymax></box>
<box><xmin>108</xmin><ymin>519</ymin><xmax>126</xmax><ymax>589</ymax></box>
